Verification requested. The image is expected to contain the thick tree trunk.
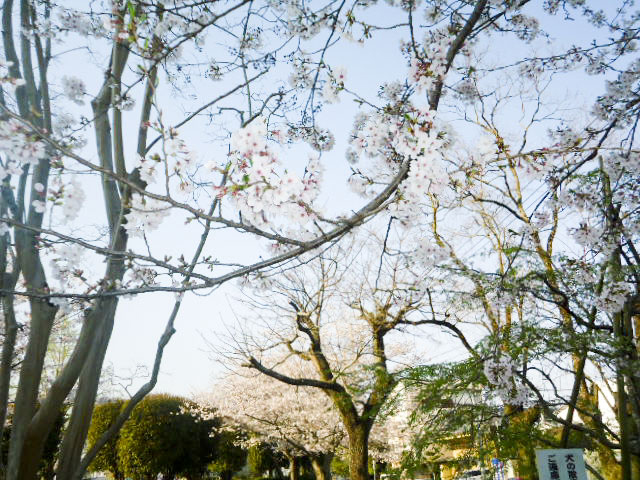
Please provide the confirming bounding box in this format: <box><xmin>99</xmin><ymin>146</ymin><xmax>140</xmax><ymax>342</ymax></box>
<box><xmin>14</xmin><ymin>300</ymin><xmax>118</xmax><ymax>480</ymax></box>
<box><xmin>5</xmin><ymin>300</ymin><xmax>56</xmax><ymax>480</ymax></box>
<box><xmin>0</xmin><ymin>176</ymin><xmax>19</xmax><ymax>480</ymax></box>
<box><xmin>13</xmin><ymin>188</ymin><xmax>127</xmax><ymax>480</ymax></box>
<box><xmin>347</xmin><ymin>425</ymin><xmax>369</xmax><ymax>480</ymax></box>
<box><xmin>56</xmin><ymin>299</ymin><xmax>118</xmax><ymax>479</ymax></box>
<box><xmin>5</xmin><ymin>0</ymin><xmax>57</xmax><ymax>464</ymax></box>
<box><xmin>311</xmin><ymin>453</ymin><xmax>333</xmax><ymax>480</ymax></box>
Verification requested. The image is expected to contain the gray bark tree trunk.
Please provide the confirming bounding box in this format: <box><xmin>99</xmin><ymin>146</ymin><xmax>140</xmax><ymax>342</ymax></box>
<box><xmin>6</xmin><ymin>298</ymin><xmax>57</xmax><ymax>480</ymax></box>
<box><xmin>54</xmin><ymin>299</ymin><xmax>119</xmax><ymax>479</ymax></box>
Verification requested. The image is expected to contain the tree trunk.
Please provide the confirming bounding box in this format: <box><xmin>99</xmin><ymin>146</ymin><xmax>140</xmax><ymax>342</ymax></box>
<box><xmin>13</xmin><ymin>296</ymin><xmax>122</xmax><ymax>480</ymax></box>
<box><xmin>288</xmin><ymin>455</ymin><xmax>300</xmax><ymax>480</ymax></box>
<box><xmin>311</xmin><ymin>453</ymin><xmax>333</xmax><ymax>480</ymax></box>
<box><xmin>54</xmin><ymin>62</ymin><xmax>129</xmax><ymax>476</ymax></box>
<box><xmin>0</xmin><ymin>294</ymin><xmax>17</xmax><ymax>475</ymax></box>
<box><xmin>56</xmin><ymin>299</ymin><xmax>118</xmax><ymax>479</ymax></box>
<box><xmin>347</xmin><ymin>425</ymin><xmax>369</xmax><ymax>480</ymax></box>
<box><xmin>5</xmin><ymin>299</ymin><xmax>56</xmax><ymax>480</ymax></box>
<box><xmin>0</xmin><ymin>189</ymin><xmax>19</xmax><ymax>480</ymax></box>
<box><xmin>13</xmin><ymin>210</ymin><xmax>127</xmax><ymax>480</ymax></box>
<box><xmin>615</xmin><ymin>310</ymin><xmax>633</xmax><ymax>480</ymax></box>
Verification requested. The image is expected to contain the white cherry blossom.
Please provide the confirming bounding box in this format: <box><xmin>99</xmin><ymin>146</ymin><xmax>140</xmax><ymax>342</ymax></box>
<box><xmin>61</xmin><ymin>76</ymin><xmax>86</xmax><ymax>105</ymax></box>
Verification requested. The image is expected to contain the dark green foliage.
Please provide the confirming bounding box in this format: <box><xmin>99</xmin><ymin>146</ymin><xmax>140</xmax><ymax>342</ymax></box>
<box><xmin>117</xmin><ymin>394</ymin><xmax>219</xmax><ymax>479</ymax></box>
<box><xmin>247</xmin><ymin>442</ymin><xmax>286</xmax><ymax>479</ymax></box>
<box><xmin>86</xmin><ymin>394</ymin><xmax>219</xmax><ymax>479</ymax></box>
<box><xmin>403</xmin><ymin>359</ymin><xmax>492</xmax><ymax>459</ymax></box>
<box><xmin>401</xmin><ymin>360</ymin><xmax>518</xmax><ymax>470</ymax></box>
<box><xmin>330</xmin><ymin>455</ymin><xmax>350</xmax><ymax>479</ymax></box>
<box><xmin>401</xmin><ymin>358</ymin><xmax>550</xmax><ymax>477</ymax></box>
<box><xmin>208</xmin><ymin>430</ymin><xmax>248</xmax><ymax>480</ymax></box>
<box><xmin>87</xmin><ymin>399</ymin><xmax>126</xmax><ymax>480</ymax></box>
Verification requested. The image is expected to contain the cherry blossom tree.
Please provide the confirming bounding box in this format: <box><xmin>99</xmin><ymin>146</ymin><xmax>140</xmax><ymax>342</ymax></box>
<box><xmin>218</xmin><ymin>2</ymin><xmax>639</xmax><ymax>479</ymax></box>
<box><xmin>2</xmin><ymin>1</ymin><xmax>636</xmax><ymax>480</ymax></box>
<box><xmin>357</xmin><ymin>2</ymin><xmax>640</xmax><ymax>478</ymax></box>
<box><xmin>204</xmin><ymin>362</ymin><xmax>343</xmax><ymax>480</ymax></box>
<box><xmin>0</xmin><ymin>0</ymin><xmax>468</xmax><ymax>478</ymax></box>
<box><xmin>223</xmin><ymin>230</ymin><xmax>459</xmax><ymax>480</ymax></box>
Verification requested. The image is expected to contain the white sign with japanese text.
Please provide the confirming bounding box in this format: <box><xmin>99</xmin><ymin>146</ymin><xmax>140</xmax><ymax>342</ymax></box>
<box><xmin>535</xmin><ymin>449</ymin><xmax>588</xmax><ymax>480</ymax></box>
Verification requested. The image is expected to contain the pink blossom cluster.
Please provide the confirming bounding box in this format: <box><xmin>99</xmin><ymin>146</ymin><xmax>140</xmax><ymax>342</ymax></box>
<box><xmin>57</xmin><ymin>8</ymin><xmax>100</xmax><ymax>36</ymax></box>
<box><xmin>164</xmin><ymin>134</ymin><xmax>197</xmax><ymax>175</ymax></box>
<box><xmin>50</xmin><ymin>244</ymin><xmax>85</xmax><ymax>290</ymax></box>
<box><xmin>153</xmin><ymin>14</ymin><xmax>186</xmax><ymax>37</ymax></box>
<box><xmin>205</xmin><ymin>364</ymin><xmax>343</xmax><ymax>455</ymax></box>
<box><xmin>604</xmin><ymin>151</ymin><xmax>640</xmax><ymax>179</ymax></box>
<box><xmin>278</xmin><ymin>1</ymin><xmax>334</xmax><ymax>41</ymax></box>
<box><xmin>413</xmin><ymin>239</ymin><xmax>448</xmax><ymax>267</ymax></box>
<box><xmin>570</xmin><ymin>222</ymin><xmax>603</xmax><ymax>248</ymax></box>
<box><xmin>124</xmin><ymin>193</ymin><xmax>171</xmax><ymax>237</ymax></box>
<box><xmin>349</xmin><ymin>106</ymin><xmax>447</xmax><ymax>221</ymax></box>
<box><xmin>593</xmin><ymin>59</ymin><xmax>640</xmax><ymax>124</ymax></box>
<box><xmin>124</xmin><ymin>266</ymin><xmax>157</xmax><ymax>288</ymax></box>
<box><xmin>322</xmin><ymin>66</ymin><xmax>347</xmax><ymax>104</ymax></box>
<box><xmin>483</xmin><ymin>355</ymin><xmax>529</xmax><ymax>406</ymax></box>
<box><xmin>0</xmin><ymin>120</ymin><xmax>47</xmax><ymax>180</ymax></box>
<box><xmin>369</xmin><ymin>388</ymin><xmax>420</xmax><ymax>465</ymax></box>
<box><xmin>509</xmin><ymin>14</ymin><xmax>541</xmax><ymax>42</ymax></box>
<box><xmin>288</xmin><ymin>56</ymin><xmax>314</xmax><ymax>89</ymax></box>
<box><xmin>61</xmin><ymin>76</ymin><xmax>86</xmax><ymax>105</ymax></box>
<box><xmin>135</xmin><ymin>129</ymin><xmax>197</xmax><ymax>200</ymax></box>
<box><xmin>407</xmin><ymin>33</ymin><xmax>452</xmax><ymax>94</ymax></box>
<box><xmin>216</xmin><ymin>118</ymin><xmax>323</xmax><ymax>229</ymax></box>
<box><xmin>138</xmin><ymin>156</ymin><xmax>160</xmax><ymax>185</ymax></box>
<box><xmin>60</xmin><ymin>179</ymin><xmax>86</xmax><ymax>222</ymax></box>
<box><xmin>594</xmin><ymin>281</ymin><xmax>635</xmax><ymax>315</ymax></box>
<box><xmin>288</xmin><ymin>125</ymin><xmax>335</xmax><ymax>152</ymax></box>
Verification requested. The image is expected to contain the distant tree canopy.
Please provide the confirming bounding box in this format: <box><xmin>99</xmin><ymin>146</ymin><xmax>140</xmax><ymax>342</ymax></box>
<box><xmin>248</xmin><ymin>442</ymin><xmax>287</xmax><ymax>480</ymax></box>
<box><xmin>87</xmin><ymin>399</ymin><xmax>126</xmax><ymax>480</ymax></box>
<box><xmin>88</xmin><ymin>394</ymin><xmax>219</xmax><ymax>480</ymax></box>
<box><xmin>208</xmin><ymin>430</ymin><xmax>248</xmax><ymax>480</ymax></box>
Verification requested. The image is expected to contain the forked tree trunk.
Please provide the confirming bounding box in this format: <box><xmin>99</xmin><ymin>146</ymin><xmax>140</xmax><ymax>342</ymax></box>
<box><xmin>56</xmin><ymin>300</ymin><xmax>118</xmax><ymax>479</ymax></box>
<box><xmin>14</xmin><ymin>301</ymin><xmax>117</xmax><ymax>480</ymax></box>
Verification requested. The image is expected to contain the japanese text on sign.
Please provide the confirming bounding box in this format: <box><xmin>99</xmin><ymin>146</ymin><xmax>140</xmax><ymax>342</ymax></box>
<box><xmin>535</xmin><ymin>449</ymin><xmax>588</xmax><ymax>480</ymax></box>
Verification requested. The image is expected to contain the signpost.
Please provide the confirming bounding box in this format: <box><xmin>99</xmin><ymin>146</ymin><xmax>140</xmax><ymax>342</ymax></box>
<box><xmin>535</xmin><ymin>449</ymin><xmax>589</xmax><ymax>480</ymax></box>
